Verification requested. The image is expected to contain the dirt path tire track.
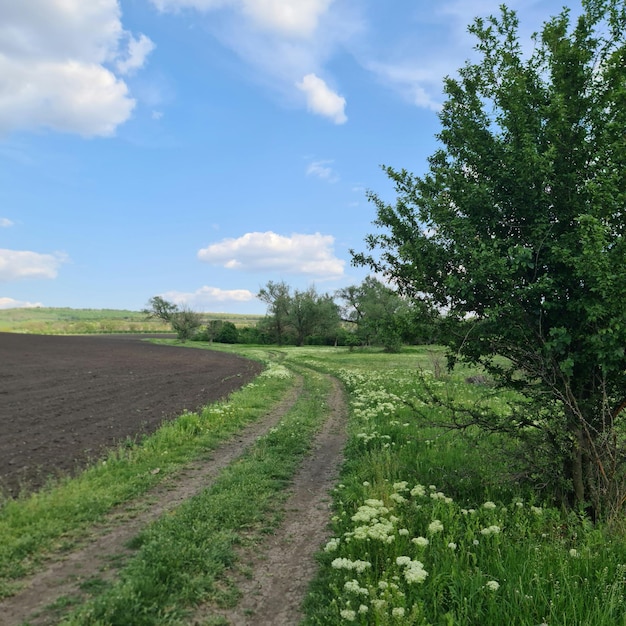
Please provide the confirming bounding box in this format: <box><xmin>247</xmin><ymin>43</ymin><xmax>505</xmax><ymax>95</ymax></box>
<box><xmin>193</xmin><ymin>374</ymin><xmax>347</xmax><ymax>626</ymax></box>
<box><xmin>0</xmin><ymin>376</ymin><xmax>305</xmax><ymax>626</ymax></box>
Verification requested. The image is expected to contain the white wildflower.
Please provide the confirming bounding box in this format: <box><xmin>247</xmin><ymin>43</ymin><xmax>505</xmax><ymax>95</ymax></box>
<box><xmin>485</xmin><ymin>580</ymin><xmax>500</xmax><ymax>591</ymax></box>
<box><xmin>410</xmin><ymin>484</ymin><xmax>426</xmax><ymax>497</ymax></box>
<box><xmin>331</xmin><ymin>558</ymin><xmax>372</xmax><ymax>573</ymax></box>
<box><xmin>324</xmin><ymin>538</ymin><xmax>340</xmax><ymax>552</ymax></box>
<box><xmin>390</xmin><ymin>493</ymin><xmax>406</xmax><ymax>504</ymax></box>
<box><xmin>428</xmin><ymin>519</ymin><xmax>444</xmax><ymax>534</ymax></box>
<box><xmin>344</xmin><ymin>579</ymin><xmax>369</xmax><ymax>596</ymax></box>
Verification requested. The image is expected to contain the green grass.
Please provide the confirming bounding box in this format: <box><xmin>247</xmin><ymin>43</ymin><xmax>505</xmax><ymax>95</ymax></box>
<box><xmin>0</xmin><ymin>307</ymin><xmax>262</xmax><ymax>334</ymax></box>
<box><xmin>60</xmin><ymin>365</ymin><xmax>332</xmax><ymax>625</ymax></box>
<box><xmin>280</xmin><ymin>347</ymin><xmax>626</xmax><ymax>626</ymax></box>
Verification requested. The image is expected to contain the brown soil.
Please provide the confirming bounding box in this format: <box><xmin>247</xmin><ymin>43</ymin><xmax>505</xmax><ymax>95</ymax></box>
<box><xmin>0</xmin><ymin>334</ymin><xmax>348</xmax><ymax>626</ymax></box>
<box><xmin>0</xmin><ymin>333</ymin><xmax>262</xmax><ymax>496</ymax></box>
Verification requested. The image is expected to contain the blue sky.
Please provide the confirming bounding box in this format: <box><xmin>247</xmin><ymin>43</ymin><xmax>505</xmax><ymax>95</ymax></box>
<box><xmin>1</xmin><ymin>0</ymin><xmax>581</xmax><ymax>314</ymax></box>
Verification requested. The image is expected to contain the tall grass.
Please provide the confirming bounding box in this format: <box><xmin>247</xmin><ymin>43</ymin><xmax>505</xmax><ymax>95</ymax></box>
<box><xmin>285</xmin><ymin>347</ymin><xmax>626</xmax><ymax>626</ymax></box>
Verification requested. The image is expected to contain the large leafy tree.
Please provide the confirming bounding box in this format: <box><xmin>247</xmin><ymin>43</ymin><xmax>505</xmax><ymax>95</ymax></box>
<box><xmin>336</xmin><ymin>276</ymin><xmax>417</xmax><ymax>351</ymax></box>
<box><xmin>289</xmin><ymin>286</ymin><xmax>341</xmax><ymax>346</ymax></box>
<box><xmin>143</xmin><ymin>296</ymin><xmax>202</xmax><ymax>341</ymax></box>
<box><xmin>353</xmin><ymin>1</ymin><xmax>626</xmax><ymax>517</ymax></box>
<box><xmin>257</xmin><ymin>281</ymin><xmax>291</xmax><ymax>345</ymax></box>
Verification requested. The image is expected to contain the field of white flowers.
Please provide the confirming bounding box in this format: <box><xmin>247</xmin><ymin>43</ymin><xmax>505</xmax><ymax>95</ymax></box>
<box><xmin>288</xmin><ymin>347</ymin><xmax>626</xmax><ymax>626</ymax></box>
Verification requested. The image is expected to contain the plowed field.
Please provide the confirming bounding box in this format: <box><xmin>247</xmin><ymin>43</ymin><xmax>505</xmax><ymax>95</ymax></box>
<box><xmin>0</xmin><ymin>333</ymin><xmax>262</xmax><ymax>496</ymax></box>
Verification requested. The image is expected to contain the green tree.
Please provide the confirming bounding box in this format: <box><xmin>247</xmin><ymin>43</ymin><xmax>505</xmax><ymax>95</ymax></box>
<box><xmin>203</xmin><ymin>320</ymin><xmax>239</xmax><ymax>344</ymax></box>
<box><xmin>337</xmin><ymin>276</ymin><xmax>421</xmax><ymax>351</ymax></box>
<box><xmin>143</xmin><ymin>296</ymin><xmax>202</xmax><ymax>341</ymax></box>
<box><xmin>353</xmin><ymin>1</ymin><xmax>626</xmax><ymax>517</ymax></box>
<box><xmin>289</xmin><ymin>286</ymin><xmax>341</xmax><ymax>346</ymax></box>
<box><xmin>257</xmin><ymin>281</ymin><xmax>291</xmax><ymax>345</ymax></box>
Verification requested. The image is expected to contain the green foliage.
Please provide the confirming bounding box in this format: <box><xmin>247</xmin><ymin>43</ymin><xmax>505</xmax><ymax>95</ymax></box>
<box><xmin>353</xmin><ymin>1</ymin><xmax>626</xmax><ymax>517</ymax></box>
<box><xmin>143</xmin><ymin>297</ymin><xmax>202</xmax><ymax>341</ymax></box>
<box><xmin>257</xmin><ymin>280</ymin><xmax>292</xmax><ymax>345</ymax></box>
<box><xmin>336</xmin><ymin>276</ymin><xmax>438</xmax><ymax>351</ymax></box>
<box><xmin>197</xmin><ymin>320</ymin><xmax>240</xmax><ymax>344</ymax></box>
<box><xmin>257</xmin><ymin>282</ymin><xmax>341</xmax><ymax>346</ymax></box>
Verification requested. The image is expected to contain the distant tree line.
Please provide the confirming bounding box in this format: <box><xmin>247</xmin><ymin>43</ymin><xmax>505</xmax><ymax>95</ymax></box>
<box><xmin>144</xmin><ymin>276</ymin><xmax>441</xmax><ymax>350</ymax></box>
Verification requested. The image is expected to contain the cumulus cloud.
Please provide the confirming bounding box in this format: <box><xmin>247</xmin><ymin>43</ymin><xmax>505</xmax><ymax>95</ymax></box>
<box><xmin>160</xmin><ymin>285</ymin><xmax>255</xmax><ymax>310</ymax></box>
<box><xmin>296</xmin><ymin>73</ymin><xmax>347</xmax><ymax>124</ymax></box>
<box><xmin>0</xmin><ymin>218</ymin><xmax>14</xmax><ymax>228</ymax></box>
<box><xmin>198</xmin><ymin>231</ymin><xmax>345</xmax><ymax>279</ymax></box>
<box><xmin>0</xmin><ymin>297</ymin><xmax>42</xmax><ymax>309</ymax></box>
<box><xmin>239</xmin><ymin>0</ymin><xmax>333</xmax><ymax>37</ymax></box>
<box><xmin>0</xmin><ymin>0</ymin><xmax>154</xmax><ymax>137</ymax></box>
<box><xmin>0</xmin><ymin>249</ymin><xmax>67</xmax><ymax>281</ymax></box>
<box><xmin>306</xmin><ymin>160</ymin><xmax>339</xmax><ymax>183</ymax></box>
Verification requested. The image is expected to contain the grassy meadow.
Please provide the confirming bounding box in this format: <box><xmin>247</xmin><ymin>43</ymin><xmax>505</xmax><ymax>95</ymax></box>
<box><xmin>0</xmin><ymin>307</ymin><xmax>262</xmax><ymax>334</ymax></box>
<box><xmin>1</xmin><ymin>336</ymin><xmax>626</xmax><ymax>624</ymax></box>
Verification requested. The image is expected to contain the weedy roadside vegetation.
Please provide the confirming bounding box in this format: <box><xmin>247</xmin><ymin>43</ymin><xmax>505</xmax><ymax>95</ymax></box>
<box><xmin>285</xmin><ymin>347</ymin><xmax>626</xmax><ymax>626</ymax></box>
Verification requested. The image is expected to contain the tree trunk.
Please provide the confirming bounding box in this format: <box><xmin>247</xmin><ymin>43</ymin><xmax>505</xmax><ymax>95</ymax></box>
<box><xmin>571</xmin><ymin>426</ymin><xmax>586</xmax><ymax>506</ymax></box>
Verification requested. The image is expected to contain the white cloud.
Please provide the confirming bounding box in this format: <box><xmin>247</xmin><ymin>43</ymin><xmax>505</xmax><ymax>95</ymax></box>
<box><xmin>296</xmin><ymin>73</ymin><xmax>347</xmax><ymax>124</ymax></box>
<box><xmin>306</xmin><ymin>160</ymin><xmax>339</xmax><ymax>183</ymax></box>
<box><xmin>116</xmin><ymin>34</ymin><xmax>156</xmax><ymax>76</ymax></box>
<box><xmin>0</xmin><ymin>57</ymin><xmax>134</xmax><ymax>137</ymax></box>
<box><xmin>150</xmin><ymin>0</ymin><xmax>355</xmax><ymax>122</ymax></box>
<box><xmin>0</xmin><ymin>297</ymin><xmax>43</xmax><ymax>309</ymax></box>
<box><xmin>0</xmin><ymin>218</ymin><xmax>14</xmax><ymax>228</ymax></box>
<box><xmin>0</xmin><ymin>0</ymin><xmax>153</xmax><ymax>137</ymax></box>
<box><xmin>366</xmin><ymin>61</ymin><xmax>444</xmax><ymax>112</ymax></box>
<box><xmin>0</xmin><ymin>249</ymin><xmax>67</xmax><ymax>281</ymax></box>
<box><xmin>239</xmin><ymin>0</ymin><xmax>334</xmax><ymax>37</ymax></box>
<box><xmin>160</xmin><ymin>285</ymin><xmax>255</xmax><ymax>310</ymax></box>
<box><xmin>198</xmin><ymin>231</ymin><xmax>345</xmax><ymax>279</ymax></box>
<box><xmin>152</xmin><ymin>0</ymin><xmax>333</xmax><ymax>37</ymax></box>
